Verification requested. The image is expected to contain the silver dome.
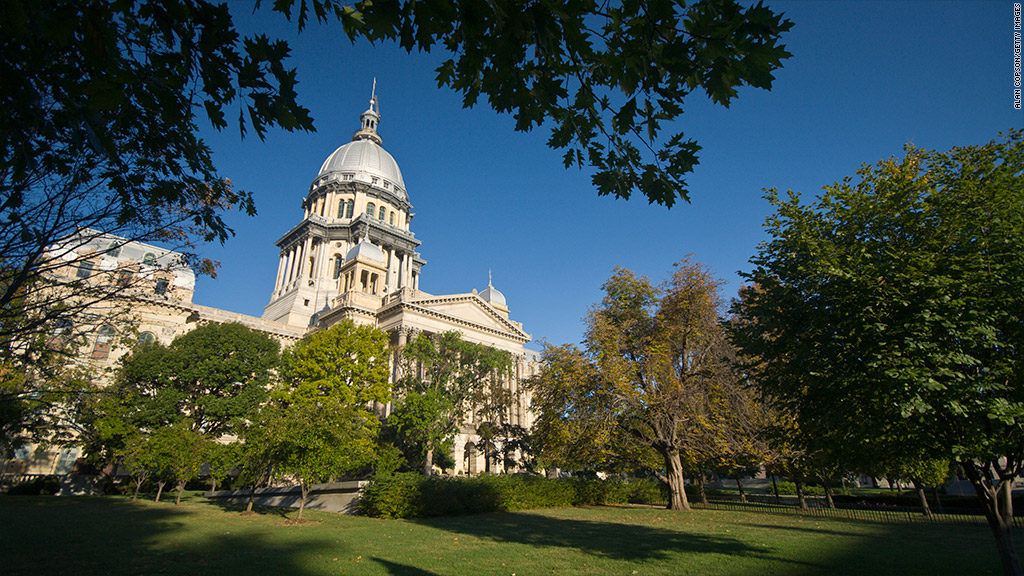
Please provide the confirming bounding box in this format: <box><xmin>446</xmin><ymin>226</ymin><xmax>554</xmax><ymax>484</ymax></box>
<box><xmin>345</xmin><ymin>235</ymin><xmax>386</xmax><ymax>263</ymax></box>
<box><xmin>318</xmin><ymin>139</ymin><xmax>407</xmax><ymax>199</ymax></box>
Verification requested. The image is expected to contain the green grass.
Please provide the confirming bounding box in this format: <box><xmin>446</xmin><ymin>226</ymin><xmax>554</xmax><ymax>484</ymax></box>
<box><xmin>1</xmin><ymin>494</ymin><xmax>1016</xmax><ymax>575</ymax></box>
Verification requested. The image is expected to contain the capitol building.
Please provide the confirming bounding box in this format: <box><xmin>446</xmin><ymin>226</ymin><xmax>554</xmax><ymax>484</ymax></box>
<box><xmin>16</xmin><ymin>94</ymin><xmax>539</xmax><ymax>477</ymax></box>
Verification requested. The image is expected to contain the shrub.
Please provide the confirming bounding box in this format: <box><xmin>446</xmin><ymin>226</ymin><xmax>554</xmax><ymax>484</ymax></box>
<box><xmin>359</xmin><ymin>472</ymin><xmax>423</xmax><ymax>518</ymax></box>
<box><xmin>358</xmin><ymin>473</ymin><xmax>666</xmax><ymax>518</ymax></box>
<box><xmin>619</xmin><ymin>477</ymin><xmax>667</xmax><ymax>505</ymax></box>
<box><xmin>7</xmin><ymin>476</ymin><xmax>62</xmax><ymax>496</ymax></box>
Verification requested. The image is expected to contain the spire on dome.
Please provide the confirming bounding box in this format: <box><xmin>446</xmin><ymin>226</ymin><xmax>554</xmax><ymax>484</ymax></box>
<box><xmin>370</xmin><ymin>78</ymin><xmax>378</xmax><ymax>114</ymax></box>
<box><xmin>480</xmin><ymin>270</ymin><xmax>507</xmax><ymax>307</ymax></box>
<box><xmin>353</xmin><ymin>79</ymin><xmax>383</xmax><ymax>146</ymax></box>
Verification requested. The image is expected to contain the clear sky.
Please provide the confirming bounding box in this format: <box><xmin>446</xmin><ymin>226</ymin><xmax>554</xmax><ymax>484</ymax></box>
<box><xmin>191</xmin><ymin>0</ymin><xmax>1023</xmax><ymax>349</ymax></box>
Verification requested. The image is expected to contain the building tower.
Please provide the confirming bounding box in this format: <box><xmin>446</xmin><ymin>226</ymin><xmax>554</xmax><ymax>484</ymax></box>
<box><xmin>262</xmin><ymin>90</ymin><xmax>426</xmax><ymax>327</ymax></box>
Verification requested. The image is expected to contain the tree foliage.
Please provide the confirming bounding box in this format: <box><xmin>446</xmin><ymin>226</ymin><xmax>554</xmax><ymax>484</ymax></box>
<box><xmin>530</xmin><ymin>260</ymin><xmax>756</xmax><ymax>510</ymax></box>
<box><xmin>730</xmin><ymin>132</ymin><xmax>1024</xmax><ymax>575</ymax></box>
<box><xmin>0</xmin><ymin>0</ymin><xmax>315</xmax><ymax>368</ymax></box>
<box><xmin>110</xmin><ymin>322</ymin><xmax>280</xmax><ymax>437</ymax></box>
<box><xmin>268</xmin><ymin>320</ymin><xmax>390</xmax><ymax>518</ymax></box>
<box><xmin>262</xmin><ymin>398</ymin><xmax>378</xmax><ymax>520</ymax></box>
<box><xmin>267</xmin><ymin>0</ymin><xmax>793</xmax><ymax>206</ymax></box>
<box><xmin>394</xmin><ymin>330</ymin><xmax>513</xmax><ymax>475</ymax></box>
<box><xmin>276</xmin><ymin>320</ymin><xmax>389</xmax><ymax>406</ymax></box>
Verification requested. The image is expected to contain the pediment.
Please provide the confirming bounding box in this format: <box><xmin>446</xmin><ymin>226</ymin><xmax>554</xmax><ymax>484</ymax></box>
<box><xmin>385</xmin><ymin>293</ymin><xmax>529</xmax><ymax>341</ymax></box>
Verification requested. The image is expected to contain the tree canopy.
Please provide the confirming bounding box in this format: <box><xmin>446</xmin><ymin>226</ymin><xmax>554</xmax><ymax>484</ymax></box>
<box><xmin>113</xmin><ymin>322</ymin><xmax>280</xmax><ymax>437</ymax></box>
<box><xmin>394</xmin><ymin>330</ymin><xmax>513</xmax><ymax>475</ymax></box>
<box><xmin>730</xmin><ymin>131</ymin><xmax>1024</xmax><ymax>575</ymax></box>
<box><xmin>277</xmin><ymin>319</ymin><xmax>390</xmax><ymax>407</ymax></box>
<box><xmin>530</xmin><ymin>260</ymin><xmax>755</xmax><ymax>510</ymax></box>
<box><xmin>0</xmin><ymin>0</ymin><xmax>315</xmax><ymax>366</ymax></box>
<box><xmin>271</xmin><ymin>0</ymin><xmax>793</xmax><ymax>207</ymax></box>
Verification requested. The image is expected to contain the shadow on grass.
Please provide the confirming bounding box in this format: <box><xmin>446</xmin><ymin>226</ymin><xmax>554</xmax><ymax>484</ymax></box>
<box><xmin>0</xmin><ymin>496</ymin><xmax>343</xmax><ymax>576</ymax></box>
<box><xmin>739</xmin><ymin>521</ymin><xmax>874</xmax><ymax>538</ymax></box>
<box><xmin>205</xmin><ymin>495</ymin><xmax>294</xmax><ymax>519</ymax></box>
<box><xmin>371</xmin><ymin>557</ymin><xmax>441</xmax><ymax>576</ymax></box>
<box><xmin>415</xmin><ymin>508</ymin><xmax>795</xmax><ymax>565</ymax></box>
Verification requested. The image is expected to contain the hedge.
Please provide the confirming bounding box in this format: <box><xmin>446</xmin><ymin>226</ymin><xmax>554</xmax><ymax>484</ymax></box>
<box><xmin>359</xmin><ymin>474</ymin><xmax>667</xmax><ymax>519</ymax></box>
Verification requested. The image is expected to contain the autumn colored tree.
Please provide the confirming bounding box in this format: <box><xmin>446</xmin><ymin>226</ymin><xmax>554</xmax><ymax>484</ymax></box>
<box><xmin>531</xmin><ymin>259</ymin><xmax>756</xmax><ymax>510</ymax></box>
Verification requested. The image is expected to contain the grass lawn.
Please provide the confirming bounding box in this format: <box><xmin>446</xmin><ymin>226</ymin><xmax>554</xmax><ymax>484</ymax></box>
<box><xmin>0</xmin><ymin>494</ymin><xmax>1016</xmax><ymax>575</ymax></box>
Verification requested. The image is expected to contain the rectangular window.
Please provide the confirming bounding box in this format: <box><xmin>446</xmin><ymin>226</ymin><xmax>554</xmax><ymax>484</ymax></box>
<box><xmin>155</xmin><ymin>279</ymin><xmax>169</xmax><ymax>295</ymax></box>
<box><xmin>76</xmin><ymin>260</ymin><xmax>94</xmax><ymax>279</ymax></box>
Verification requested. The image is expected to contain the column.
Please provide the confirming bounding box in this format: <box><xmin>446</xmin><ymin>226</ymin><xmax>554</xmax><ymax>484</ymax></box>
<box><xmin>276</xmin><ymin>253</ymin><xmax>287</xmax><ymax>289</ymax></box>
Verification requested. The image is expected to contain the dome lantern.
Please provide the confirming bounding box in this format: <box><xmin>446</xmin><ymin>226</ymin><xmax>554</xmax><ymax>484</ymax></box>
<box><xmin>316</xmin><ymin>82</ymin><xmax>407</xmax><ymax>201</ymax></box>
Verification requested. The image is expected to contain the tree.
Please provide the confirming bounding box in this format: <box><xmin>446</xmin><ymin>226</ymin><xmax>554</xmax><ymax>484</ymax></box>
<box><xmin>100</xmin><ymin>322</ymin><xmax>279</xmax><ymax>439</ymax></box>
<box><xmin>530</xmin><ymin>260</ymin><xmax>755</xmax><ymax>510</ymax></box>
<box><xmin>0</xmin><ymin>1</ymin><xmax>314</xmax><ymax>373</ymax></box>
<box><xmin>731</xmin><ymin>132</ymin><xmax>1024</xmax><ymax>575</ymax></box>
<box><xmin>118</xmin><ymin>433</ymin><xmax>157</xmax><ymax>502</ymax></box>
<box><xmin>387</xmin><ymin>389</ymin><xmax>456</xmax><ymax>473</ymax></box>
<box><xmin>204</xmin><ymin>441</ymin><xmax>242</xmax><ymax>493</ymax></box>
<box><xmin>394</xmin><ymin>331</ymin><xmax>513</xmax><ymax>475</ymax></box>
<box><xmin>149</xmin><ymin>423</ymin><xmax>206</xmax><ymax>505</ymax></box>
<box><xmin>272</xmin><ymin>0</ymin><xmax>792</xmax><ymax>207</ymax></box>
<box><xmin>269</xmin><ymin>320</ymin><xmax>390</xmax><ymax>519</ymax></box>
<box><xmin>276</xmin><ymin>320</ymin><xmax>389</xmax><ymax>407</ymax></box>
<box><xmin>265</xmin><ymin>399</ymin><xmax>378</xmax><ymax>520</ymax></box>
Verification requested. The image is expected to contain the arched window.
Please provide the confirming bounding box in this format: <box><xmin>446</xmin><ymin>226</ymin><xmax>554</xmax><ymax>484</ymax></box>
<box><xmin>138</xmin><ymin>332</ymin><xmax>156</xmax><ymax>346</ymax></box>
<box><xmin>389</xmin><ymin>212</ymin><xmax>395</xmax><ymax>225</ymax></box>
<box><xmin>378</xmin><ymin>206</ymin><xmax>386</xmax><ymax>220</ymax></box>
<box><xmin>366</xmin><ymin>202</ymin><xmax>376</xmax><ymax>217</ymax></box>
<box><xmin>92</xmin><ymin>325</ymin><xmax>115</xmax><ymax>360</ymax></box>
<box><xmin>345</xmin><ymin>200</ymin><xmax>354</xmax><ymax>218</ymax></box>
<box><xmin>333</xmin><ymin>255</ymin><xmax>343</xmax><ymax>279</ymax></box>
<box><xmin>142</xmin><ymin>253</ymin><xmax>156</xmax><ymax>267</ymax></box>
<box><xmin>337</xmin><ymin>201</ymin><xmax>346</xmax><ymax>218</ymax></box>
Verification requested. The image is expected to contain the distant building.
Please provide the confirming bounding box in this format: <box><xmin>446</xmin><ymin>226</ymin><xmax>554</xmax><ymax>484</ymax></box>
<box><xmin>8</xmin><ymin>92</ymin><xmax>539</xmax><ymax>478</ymax></box>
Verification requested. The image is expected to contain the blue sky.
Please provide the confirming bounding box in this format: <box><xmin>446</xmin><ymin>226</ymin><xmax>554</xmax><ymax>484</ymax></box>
<box><xmin>192</xmin><ymin>1</ymin><xmax>1023</xmax><ymax>349</ymax></box>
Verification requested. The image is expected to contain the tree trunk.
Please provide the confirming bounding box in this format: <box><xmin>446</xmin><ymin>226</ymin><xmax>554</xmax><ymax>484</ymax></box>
<box><xmin>424</xmin><ymin>448</ymin><xmax>434</xmax><ymax>476</ymax></box>
<box><xmin>822</xmin><ymin>477</ymin><xmax>835</xmax><ymax>509</ymax></box>
<box><xmin>664</xmin><ymin>450</ymin><xmax>691</xmax><ymax>511</ymax></box>
<box><xmin>154</xmin><ymin>481</ymin><xmax>166</xmax><ymax>503</ymax></box>
<box><xmin>697</xmin><ymin>471</ymin><xmax>709</xmax><ymax>505</ymax></box>
<box><xmin>794</xmin><ymin>478</ymin><xmax>809</xmax><ymax>510</ymax></box>
<box><xmin>736</xmin><ymin>477</ymin><xmax>747</xmax><ymax>503</ymax></box>
<box><xmin>771</xmin><ymin>472</ymin><xmax>780</xmax><ymax>504</ymax></box>
<box><xmin>175</xmin><ymin>481</ymin><xmax>185</xmax><ymax>505</ymax></box>
<box><xmin>932</xmin><ymin>486</ymin><xmax>945</xmax><ymax>514</ymax></box>
<box><xmin>887</xmin><ymin>477</ymin><xmax>900</xmax><ymax>493</ymax></box>
<box><xmin>210</xmin><ymin>476</ymin><xmax>217</xmax><ymax>493</ymax></box>
<box><xmin>963</xmin><ymin>462</ymin><xmax>1022</xmax><ymax>576</ymax></box>
<box><xmin>297</xmin><ymin>482</ymin><xmax>309</xmax><ymax>521</ymax></box>
<box><xmin>132</xmin><ymin>478</ymin><xmax>142</xmax><ymax>502</ymax></box>
<box><xmin>911</xmin><ymin>477</ymin><xmax>932</xmax><ymax>517</ymax></box>
<box><xmin>246</xmin><ymin>486</ymin><xmax>256</xmax><ymax>513</ymax></box>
